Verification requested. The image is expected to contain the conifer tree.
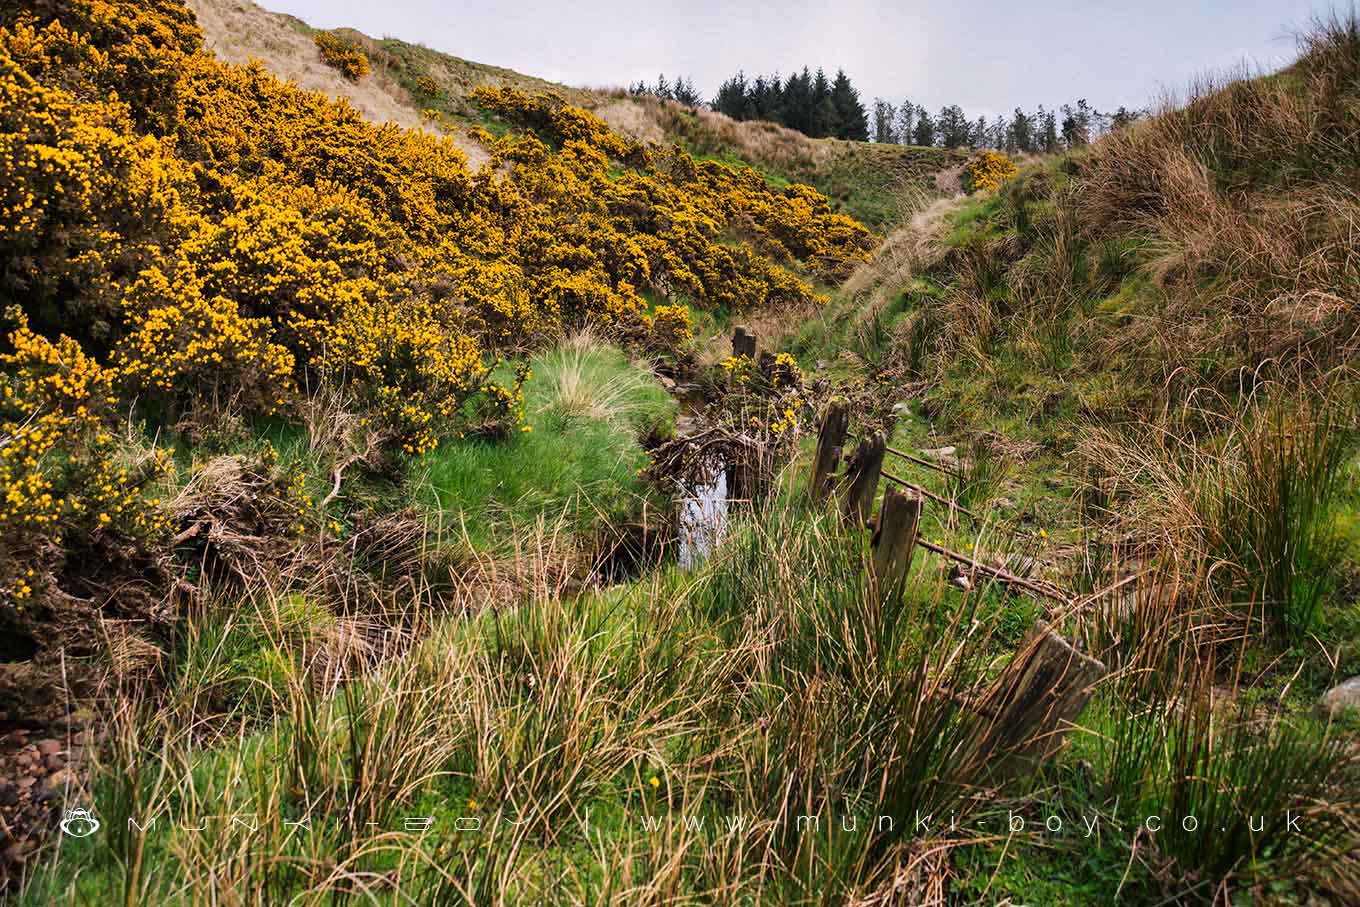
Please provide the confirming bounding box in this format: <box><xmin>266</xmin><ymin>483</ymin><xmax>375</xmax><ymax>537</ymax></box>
<box><xmin>1038</xmin><ymin>107</ymin><xmax>1059</xmax><ymax>152</ymax></box>
<box><xmin>894</xmin><ymin>101</ymin><xmax>915</xmax><ymax>145</ymax></box>
<box><xmin>671</xmin><ymin>76</ymin><xmax>702</xmax><ymax>107</ymax></box>
<box><xmin>912</xmin><ymin>106</ymin><xmax>936</xmax><ymax>146</ymax></box>
<box><xmin>872</xmin><ymin>98</ymin><xmax>896</xmax><ymax>143</ymax></box>
<box><xmin>831</xmin><ymin>69</ymin><xmax>869</xmax><ymax>140</ymax></box>
<box><xmin>1009</xmin><ymin>107</ymin><xmax>1033</xmax><ymax>152</ymax></box>
<box><xmin>783</xmin><ymin>67</ymin><xmax>814</xmax><ymax>134</ymax></box>
<box><xmin>809</xmin><ymin>68</ymin><xmax>835</xmax><ymax>137</ymax></box>
<box><xmin>712</xmin><ymin>71</ymin><xmax>748</xmax><ymax>118</ymax></box>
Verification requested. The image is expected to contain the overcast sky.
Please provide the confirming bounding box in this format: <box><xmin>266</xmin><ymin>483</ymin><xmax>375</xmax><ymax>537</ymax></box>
<box><xmin>260</xmin><ymin>0</ymin><xmax>1330</xmax><ymax>117</ymax></box>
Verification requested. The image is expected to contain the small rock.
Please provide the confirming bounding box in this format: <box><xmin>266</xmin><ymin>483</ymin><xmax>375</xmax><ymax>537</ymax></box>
<box><xmin>15</xmin><ymin>755</ymin><xmax>30</xmax><ymax>770</ymax></box>
<box><xmin>44</xmin><ymin>754</ymin><xmax>64</xmax><ymax>773</ymax></box>
<box><xmin>920</xmin><ymin>446</ymin><xmax>957</xmax><ymax>459</ymax></box>
<box><xmin>35</xmin><ymin>739</ymin><xmax>61</xmax><ymax>757</ymax></box>
<box><xmin>1321</xmin><ymin>676</ymin><xmax>1360</xmax><ymax>716</ymax></box>
<box><xmin>814</xmin><ymin>359</ymin><xmax>829</xmax><ymax>372</ymax></box>
<box><xmin>0</xmin><ymin>783</ymin><xmax>16</xmax><ymax>806</ymax></box>
<box><xmin>16</xmin><ymin>776</ymin><xmax>34</xmax><ymax>791</ymax></box>
<box><xmin>45</xmin><ymin>769</ymin><xmax>72</xmax><ymax>790</ymax></box>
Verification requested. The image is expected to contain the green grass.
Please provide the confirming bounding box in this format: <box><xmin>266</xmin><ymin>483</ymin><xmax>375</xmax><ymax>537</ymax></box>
<box><xmin>413</xmin><ymin>335</ymin><xmax>675</xmax><ymax>551</ymax></box>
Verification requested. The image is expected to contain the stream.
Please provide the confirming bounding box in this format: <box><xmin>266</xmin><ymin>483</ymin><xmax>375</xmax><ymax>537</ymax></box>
<box><xmin>671</xmin><ymin>401</ymin><xmax>729</xmax><ymax>568</ymax></box>
<box><xmin>677</xmin><ymin>466</ymin><xmax>727</xmax><ymax>568</ymax></box>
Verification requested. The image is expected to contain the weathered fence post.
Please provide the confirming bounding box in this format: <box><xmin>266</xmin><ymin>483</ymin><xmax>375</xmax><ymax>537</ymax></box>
<box><xmin>810</xmin><ymin>397</ymin><xmax>849</xmax><ymax>501</ymax></box>
<box><xmin>844</xmin><ymin>431</ymin><xmax>886</xmax><ymax>525</ymax></box>
<box><xmin>732</xmin><ymin>325</ymin><xmax>757</xmax><ymax>359</ymax></box>
<box><xmin>973</xmin><ymin>623</ymin><xmax>1106</xmax><ymax>766</ymax></box>
<box><xmin>871</xmin><ymin>486</ymin><xmax>921</xmax><ymax>596</ymax></box>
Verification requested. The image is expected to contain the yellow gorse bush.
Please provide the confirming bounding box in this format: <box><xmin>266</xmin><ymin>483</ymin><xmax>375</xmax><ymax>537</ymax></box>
<box><xmin>0</xmin><ymin>310</ymin><xmax>171</xmax><ymax>604</ymax></box>
<box><xmin>313</xmin><ymin>31</ymin><xmax>369</xmax><ymax>81</ymax></box>
<box><xmin>0</xmin><ymin>0</ymin><xmax>874</xmax><ymax>598</ymax></box>
<box><xmin>650</xmin><ymin>304</ymin><xmax>692</xmax><ymax>348</ymax></box>
<box><xmin>963</xmin><ymin>149</ymin><xmax>1020</xmax><ymax>193</ymax></box>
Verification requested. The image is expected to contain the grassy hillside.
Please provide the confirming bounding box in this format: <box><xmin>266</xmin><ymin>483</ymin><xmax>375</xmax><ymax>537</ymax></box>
<box><xmin>186</xmin><ymin>0</ymin><xmax>962</xmax><ymax>229</ymax></box>
<box><xmin>775</xmin><ymin>14</ymin><xmax>1360</xmax><ymax>902</ymax></box>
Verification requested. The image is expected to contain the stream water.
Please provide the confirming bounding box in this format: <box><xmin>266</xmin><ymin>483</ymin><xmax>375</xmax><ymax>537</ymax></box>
<box><xmin>677</xmin><ymin>466</ymin><xmax>728</xmax><ymax>569</ymax></box>
<box><xmin>671</xmin><ymin>397</ymin><xmax>730</xmax><ymax>568</ymax></box>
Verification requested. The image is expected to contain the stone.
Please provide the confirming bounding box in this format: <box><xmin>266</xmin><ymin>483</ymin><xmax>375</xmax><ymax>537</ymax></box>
<box><xmin>1321</xmin><ymin>676</ymin><xmax>1360</xmax><ymax>716</ymax></box>
<box><xmin>16</xmin><ymin>776</ymin><xmax>34</xmax><ymax>790</ymax></box>
<box><xmin>0</xmin><ymin>783</ymin><xmax>16</xmax><ymax>807</ymax></box>
<box><xmin>35</xmin><ymin>739</ymin><xmax>61</xmax><ymax>757</ymax></box>
<box><xmin>44</xmin><ymin>754</ymin><xmax>64</xmax><ymax>773</ymax></box>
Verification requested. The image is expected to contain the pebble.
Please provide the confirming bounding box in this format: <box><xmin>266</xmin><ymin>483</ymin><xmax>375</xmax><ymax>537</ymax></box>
<box><xmin>35</xmin><ymin>739</ymin><xmax>61</xmax><ymax>757</ymax></box>
<box><xmin>44</xmin><ymin>755</ymin><xmax>64</xmax><ymax>773</ymax></box>
<box><xmin>1321</xmin><ymin>676</ymin><xmax>1360</xmax><ymax>716</ymax></box>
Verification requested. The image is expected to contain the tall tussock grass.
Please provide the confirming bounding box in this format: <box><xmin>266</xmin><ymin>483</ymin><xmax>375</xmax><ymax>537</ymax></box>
<box><xmin>1081</xmin><ymin>389</ymin><xmax>1356</xmax><ymax>641</ymax></box>
<box><xmin>22</xmin><ymin>484</ymin><xmax>1099</xmax><ymax>905</ymax></box>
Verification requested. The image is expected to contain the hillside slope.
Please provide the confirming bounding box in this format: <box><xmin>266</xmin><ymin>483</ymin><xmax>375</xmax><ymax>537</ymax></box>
<box><xmin>187</xmin><ymin>0</ymin><xmax>962</xmax><ymax>228</ymax></box>
<box><xmin>778</xmin><ymin>19</ymin><xmax>1360</xmax><ymax>900</ymax></box>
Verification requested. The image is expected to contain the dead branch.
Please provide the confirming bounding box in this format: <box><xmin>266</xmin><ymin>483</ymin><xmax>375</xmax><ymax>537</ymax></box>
<box><xmin>885</xmin><ymin>444</ymin><xmax>960</xmax><ymax>476</ymax></box>
<box><xmin>916</xmin><ymin>538</ymin><xmax>1074</xmax><ymax>605</ymax></box>
<box><xmin>881</xmin><ymin>469</ymin><xmax>980</xmax><ymax>521</ymax></box>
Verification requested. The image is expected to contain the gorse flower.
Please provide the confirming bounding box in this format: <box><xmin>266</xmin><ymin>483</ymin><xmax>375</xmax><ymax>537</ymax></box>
<box><xmin>314</xmin><ymin>31</ymin><xmax>369</xmax><ymax>81</ymax></box>
<box><xmin>963</xmin><ymin>150</ymin><xmax>1019</xmax><ymax>193</ymax></box>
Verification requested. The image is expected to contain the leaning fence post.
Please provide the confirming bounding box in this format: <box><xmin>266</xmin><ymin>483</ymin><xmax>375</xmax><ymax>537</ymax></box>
<box><xmin>871</xmin><ymin>486</ymin><xmax>921</xmax><ymax>596</ymax></box>
<box><xmin>810</xmin><ymin>397</ymin><xmax>849</xmax><ymax>501</ymax></box>
<box><xmin>973</xmin><ymin>623</ymin><xmax>1107</xmax><ymax>768</ymax></box>
<box><xmin>844</xmin><ymin>431</ymin><xmax>886</xmax><ymax>525</ymax></box>
<box><xmin>732</xmin><ymin>325</ymin><xmax>757</xmax><ymax>359</ymax></box>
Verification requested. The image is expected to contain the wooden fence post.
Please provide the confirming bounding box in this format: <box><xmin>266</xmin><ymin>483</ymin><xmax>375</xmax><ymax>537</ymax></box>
<box><xmin>732</xmin><ymin>325</ymin><xmax>757</xmax><ymax>359</ymax></box>
<box><xmin>810</xmin><ymin>397</ymin><xmax>849</xmax><ymax>501</ymax></box>
<box><xmin>973</xmin><ymin>623</ymin><xmax>1106</xmax><ymax>766</ymax></box>
<box><xmin>844</xmin><ymin>431</ymin><xmax>886</xmax><ymax>525</ymax></box>
<box><xmin>871</xmin><ymin>486</ymin><xmax>921</xmax><ymax>596</ymax></box>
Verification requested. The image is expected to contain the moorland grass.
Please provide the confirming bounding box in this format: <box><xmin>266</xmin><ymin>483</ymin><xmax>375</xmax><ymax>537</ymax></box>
<box><xmin>413</xmin><ymin>334</ymin><xmax>675</xmax><ymax>551</ymax></box>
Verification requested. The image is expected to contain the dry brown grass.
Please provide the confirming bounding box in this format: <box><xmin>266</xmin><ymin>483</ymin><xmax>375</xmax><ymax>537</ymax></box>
<box><xmin>186</xmin><ymin>0</ymin><xmax>492</xmax><ymax>168</ymax></box>
<box><xmin>1070</xmin><ymin>17</ymin><xmax>1360</xmax><ymax>383</ymax></box>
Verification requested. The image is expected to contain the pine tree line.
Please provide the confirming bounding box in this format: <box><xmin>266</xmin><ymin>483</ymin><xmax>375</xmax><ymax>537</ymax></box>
<box><xmin>710</xmin><ymin>67</ymin><xmax>869</xmax><ymax>140</ymax></box>
<box><xmin>626</xmin><ymin>67</ymin><xmax>1142</xmax><ymax>150</ymax></box>
<box><xmin>627</xmin><ymin>74</ymin><xmax>703</xmax><ymax>107</ymax></box>
<box><xmin>870</xmin><ymin>98</ymin><xmax>1143</xmax><ymax>151</ymax></box>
